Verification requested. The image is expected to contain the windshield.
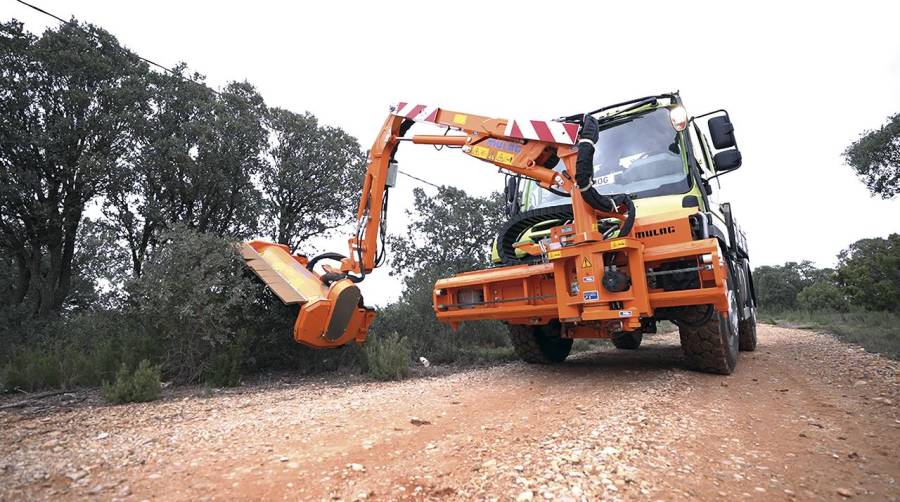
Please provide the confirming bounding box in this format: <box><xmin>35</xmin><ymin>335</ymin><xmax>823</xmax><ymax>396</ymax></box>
<box><xmin>534</xmin><ymin>107</ymin><xmax>690</xmax><ymax>208</ymax></box>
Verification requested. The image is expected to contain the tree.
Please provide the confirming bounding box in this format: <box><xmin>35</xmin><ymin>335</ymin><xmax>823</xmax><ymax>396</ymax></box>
<box><xmin>104</xmin><ymin>73</ymin><xmax>268</xmax><ymax>276</ymax></box>
<box><xmin>797</xmin><ymin>281</ymin><xmax>850</xmax><ymax>312</ymax></box>
<box><xmin>0</xmin><ymin>20</ymin><xmax>148</xmax><ymax>316</ymax></box>
<box><xmin>373</xmin><ymin>187</ymin><xmax>510</xmax><ymax>362</ymax></box>
<box><xmin>843</xmin><ymin>113</ymin><xmax>900</xmax><ymax>199</ymax></box>
<box><xmin>753</xmin><ymin>261</ymin><xmax>832</xmax><ymax>310</ymax></box>
<box><xmin>261</xmin><ymin>108</ymin><xmax>365</xmax><ymax>253</ymax></box>
<box><xmin>836</xmin><ymin>234</ymin><xmax>900</xmax><ymax>311</ymax></box>
<box><xmin>388</xmin><ymin>186</ymin><xmax>506</xmax><ymax>278</ymax></box>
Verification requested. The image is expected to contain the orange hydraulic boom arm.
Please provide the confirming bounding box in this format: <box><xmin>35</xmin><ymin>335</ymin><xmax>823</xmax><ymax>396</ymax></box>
<box><xmin>242</xmin><ymin>102</ymin><xmax>632</xmax><ymax>348</ymax></box>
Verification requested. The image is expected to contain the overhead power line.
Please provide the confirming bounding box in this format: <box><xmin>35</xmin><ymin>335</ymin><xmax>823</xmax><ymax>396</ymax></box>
<box><xmin>14</xmin><ymin>0</ymin><xmax>220</xmax><ymax>96</ymax></box>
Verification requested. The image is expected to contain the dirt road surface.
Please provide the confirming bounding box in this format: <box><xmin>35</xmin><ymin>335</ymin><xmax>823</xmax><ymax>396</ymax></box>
<box><xmin>2</xmin><ymin>325</ymin><xmax>898</xmax><ymax>501</ymax></box>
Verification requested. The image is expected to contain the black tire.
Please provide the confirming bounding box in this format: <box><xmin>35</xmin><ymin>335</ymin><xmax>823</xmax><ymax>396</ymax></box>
<box><xmin>677</xmin><ymin>267</ymin><xmax>740</xmax><ymax>375</ymax></box>
<box><xmin>508</xmin><ymin>321</ymin><xmax>573</xmax><ymax>364</ymax></box>
<box><xmin>611</xmin><ymin>330</ymin><xmax>643</xmax><ymax>350</ymax></box>
<box><xmin>739</xmin><ymin>307</ymin><xmax>758</xmax><ymax>352</ymax></box>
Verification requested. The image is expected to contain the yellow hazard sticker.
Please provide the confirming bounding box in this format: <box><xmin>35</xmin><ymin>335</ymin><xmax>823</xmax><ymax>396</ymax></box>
<box><xmin>470</xmin><ymin>145</ymin><xmax>490</xmax><ymax>159</ymax></box>
<box><xmin>581</xmin><ymin>256</ymin><xmax>592</xmax><ymax>268</ymax></box>
<box><xmin>547</xmin><ymin>250</ymin><xmax>562</xmax><ymax>260</ymax></box>
<box><xmin>494</xmin><ymin>151</ymin><xmax>515</xmax><ymax>165</ymax></box>
<box><xmin>610</xmin><ymin>240</ymin><xmax>627</xmax><ymax>249</ymax></box>
<box><xmin>453</xmin><ymin>113</ymin><xmax>468</xmax><ymax>125</ymax></box>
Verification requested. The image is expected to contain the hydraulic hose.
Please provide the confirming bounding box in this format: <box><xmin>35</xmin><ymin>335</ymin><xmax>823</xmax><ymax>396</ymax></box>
<box><xmin>575</xmin><ymin>116</ymin><xmax>636</xmax><ymax>238</ymax></box>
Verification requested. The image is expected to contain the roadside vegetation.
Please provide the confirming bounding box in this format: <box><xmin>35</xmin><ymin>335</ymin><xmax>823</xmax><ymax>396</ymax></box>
<box><xmin>0</xmin><ymin>20</ymin><xmax>517</xmax><ymax>400</ymax></box>
<box><xmin>753</xmin><ymin>234</ymin><xmax>900</xmax><ymax>359</ymax></box>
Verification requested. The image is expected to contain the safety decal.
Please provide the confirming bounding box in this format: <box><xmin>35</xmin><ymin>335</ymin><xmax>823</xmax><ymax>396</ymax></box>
<box><xmin>453</xmin><ymin>114</ymin><xmax>468</xmax><ymax>125</ymax></box>
<box><xmin>583</xmin><ymin>290</ymin><xmax>599</xmax><ymax>301</ymax></box>
<box><xmin>581</xmin><ymin>256</ymin><xmax>592</xmax><ymax>269</ymax></box>
<box><xmin>504</xmin><ymin>118</ymin><xmax>579</xmax><ymax>145</ymax></box>
<box><xmin>582</xmin><ymin>276</ymin><xmax>595</xmax><ymax>283</ymax></box>
<box><xmin>469</xmin><ymin>146</ymin><xmax>514</xmax><ymax>165</ymax></box>
<box><xmin>391</xmin><ymin>102</ymin><xmax>439</xmax><ymax>123</ymax></box>
<box><xmin>610</xmin><ymin>240</ymin><xmax>627</xmax><ymax>249</ymax></box>
<box><xmin>470</xmin><ymin>145</ymin><xmax>490</xmax><ymax>160</ymax></box>
<box><xmin>618</xmin><ymin>310</ymin><xmax>633</xmax><ymax>317</ymax></box>
<box><xmin>547</xmin><ymin>250</ymin><xmax>562</xmax><ymax>260</ymax></box>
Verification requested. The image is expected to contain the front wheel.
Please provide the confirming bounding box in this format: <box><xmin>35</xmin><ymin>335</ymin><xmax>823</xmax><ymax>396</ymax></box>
<box><xmin>508</xmin><ymin>321</ymin><xmax>573</xmax><ymax>364</ymax></box>
<box><xmin>678</xmin><ymin>266</ymin><xmax>740</xmax><ymax>375</ymax></box>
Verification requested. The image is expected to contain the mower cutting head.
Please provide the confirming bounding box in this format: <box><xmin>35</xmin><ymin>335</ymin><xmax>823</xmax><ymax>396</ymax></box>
<box><xmin>240</xmin><ymin>241</ymin><xmax>373</xmax><ymax>348</ymax></box>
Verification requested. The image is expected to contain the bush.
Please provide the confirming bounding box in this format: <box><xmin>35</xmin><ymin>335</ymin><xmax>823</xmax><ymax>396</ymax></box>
<box><xmin>202</xmin><ymin>346</ymin><xmax>243</xmax><ymax>388</ymax></box>
<box><xmin>364</xmin><ymin>333</ymin><xmax>410</xmax><ymax>381</ymax></box>
<box><xmin>1</xmin><ymin>346</ymin><xmax>61</xmax><ymax>392</ymax></box>
<box><xmin>103</xmin><ymin>359</ymin><xmax>161</xmax><ymax>404</ymax></box>
<box><xmin>127</xmin><ymin>226</ymin><xmax>256</xmax><ymax>384</ymax></box>
<box><xmin>798</xmin><ymin>281</ymin><xmax>850</xmax><ymax>312</ymax></box>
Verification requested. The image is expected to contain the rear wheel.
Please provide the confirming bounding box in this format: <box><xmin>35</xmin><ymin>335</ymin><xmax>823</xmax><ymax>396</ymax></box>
<box><xmin>678</xmin><ymin>266</ymin><xmax>740</xmax><ymax>375</ymax></box>
<box><xmin>739</xmin><ymin>307</ymin><xmax>758</xmax><ymax>351</ymax></box>
<box><xmin>611</xmin><ymin>330</ymin><xmax>643</xmax><ymax>350</ymax></box>
<box><xmin>508</xmin><ymin>321</ymin><xmax>573</xmax><ymax>364</ymax></box>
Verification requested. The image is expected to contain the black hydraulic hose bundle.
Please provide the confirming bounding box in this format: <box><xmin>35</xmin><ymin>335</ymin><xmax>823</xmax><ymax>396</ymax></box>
<box><xmin>575</xmin><ymin>115</ymin><xmax>635</xmax><ymax>237</ymax></box>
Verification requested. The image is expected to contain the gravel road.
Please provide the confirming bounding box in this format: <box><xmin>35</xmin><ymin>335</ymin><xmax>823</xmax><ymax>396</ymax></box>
<box><xmin>1</xmin><ymin>324</ymin><xmax>898</xmax><ymax>501</ymax></box>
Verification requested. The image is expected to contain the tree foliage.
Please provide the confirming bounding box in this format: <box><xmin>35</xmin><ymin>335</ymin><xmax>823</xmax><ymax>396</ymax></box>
<box><xmin>752</xmin><ymin>261</ymin><xmax>831</xmax><ymax>310</ymax></box>
<box><xmin>374</xmin><ymin>187</ymin><xmax>511</xmax><ymax>362</ymax></box>
<box><xmin>262</xmin><ymin>108</ymin><xmax>364</xmax><ymax>252</ymax></box>
<box><xmin>0</xmin><ymin>20</ymin><xmax>147</xmax><ymax>315</ymax></box>
<box><xmin>836</xmin><ymin>233</ymin><xmax>900</xmax><ymax>311</ymax></box>
<box><xmin>843</xmin><ymin>113</ymin><xmax>900</xmax><ymax>199</ymax></box>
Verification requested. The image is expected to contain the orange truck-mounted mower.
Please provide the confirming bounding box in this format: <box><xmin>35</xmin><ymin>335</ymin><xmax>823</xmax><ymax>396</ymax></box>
<box><xmin>244</xmin><ymin>93</ymin><xmax>758</xmax><ymax>374</ymax></box>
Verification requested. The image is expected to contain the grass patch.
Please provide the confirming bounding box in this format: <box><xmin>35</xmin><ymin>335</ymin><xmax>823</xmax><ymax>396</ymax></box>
<box><xmin>761</xmin><ymin>309</ymin><xmax>900</xmax><ymax>359</ymax></box>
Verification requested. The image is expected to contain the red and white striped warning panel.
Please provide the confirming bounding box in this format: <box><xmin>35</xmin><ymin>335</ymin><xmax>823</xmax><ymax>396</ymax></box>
<box><xmin>504</xmin><ymin>118</ymin><xmax>579</xmax><ymax>145</ymax></box>
<box><xmin>391</xmin><ymin>102</ymin><xmax>439</xmax><ymax>123</ymax></box>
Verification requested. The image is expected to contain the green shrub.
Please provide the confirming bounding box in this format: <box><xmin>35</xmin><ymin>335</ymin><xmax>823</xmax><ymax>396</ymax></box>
<box><xmin>127</xmin><ymin>226</ymin><xmax>256</xmax><ymax>384</ymax></box>
<box><xmin>202</xmin><ymin>346</ymin><xmax>243</xmax><ymax>388</ymax></box>
<box><xmin>1</xmin><ymin>346</ymin><xmax>61</xmax><ymax>392</ymax></box>
<box><xmin>798</xmin><ymin>281</ymin><xmax>850</xmax><ymax>312</ymax></box>
<box><xmin>364</xmin><ymin>332</ymin><xmax>410</xmax><ymax>381</ymax></box>
<box><xmin>103</xmin><ymin>359</ymin><xmax>161</xmax><ymax>404</ymax></box>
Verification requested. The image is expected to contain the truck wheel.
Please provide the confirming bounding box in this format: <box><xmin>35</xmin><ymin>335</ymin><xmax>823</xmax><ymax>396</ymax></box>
<box><xmin>611</xmin><ymin>330</ymin><xmax>642</xmax><ymax>350</ymax></box>
<box><xmin>508</xmin><ymin>321</ymin><xmax>572</xmax><ymax>364</ymax></box>
<box><xmin>678</xmin><ymin>268</ymin><xmax>740</xmax><ymax>375</ymax></box>
<box><xmin>739</xmin><ymin>308</ymin><xmax>758</xmax><ymax>352</ymax></box>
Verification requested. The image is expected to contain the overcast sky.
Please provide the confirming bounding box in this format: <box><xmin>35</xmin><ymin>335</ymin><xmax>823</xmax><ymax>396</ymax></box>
<box><xmin>9</xmin><ymin>0</ymin><xmax>900</xmax><ymax>305</ymax></box>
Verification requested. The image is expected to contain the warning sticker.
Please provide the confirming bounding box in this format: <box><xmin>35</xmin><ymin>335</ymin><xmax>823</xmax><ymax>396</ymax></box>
<box><xmin>470</xmin><ymin>145</ymin><xmax>489</xmax><ymax>159</ymax></box>
<box><xmin>453</xmin><ymin>114</ymin><xmax>468</xmax><ymax>125</ymax></box>
<box><xmin>547</xmin><ymin>250</ymin><xmax>562</xmax><ymax>260</ymax></box>
<box><xmin>610</xmin><ymin>240</ymin><xmax>627</xmax><ymax>249</ymax></box>
<box><xmin>581</xmin><ymin>256</ymin><xmax>592</xmax><ymax>269</ymax></box>
<box><xmin>494</xmin><ymin>151</ymin><xmax>514</xmax><ymax>165</ymax></box>
<box><xmin>582</xmin><ymin>276</ymin><xmax>595</xmax><ymax>283</ymax></box>
<box><xmin>583</xmin><ymin>290</ymin><xmax>599</xmax><ymax>302</ymax></box>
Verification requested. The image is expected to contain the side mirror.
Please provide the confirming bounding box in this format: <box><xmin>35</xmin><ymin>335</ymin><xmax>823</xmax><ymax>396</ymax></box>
<box><xmin>708</xmin><ymin>115</ymin><xmax>737</xmax><ymax>149</ymax></box>
<box><xmin>713</xmin><ymin>149</ymin><xmax>742</xmax><ymax>172</ymax></box>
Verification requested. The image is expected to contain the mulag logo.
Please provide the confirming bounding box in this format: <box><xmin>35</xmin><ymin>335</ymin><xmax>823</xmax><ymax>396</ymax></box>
<box><xmin>635</xmin><ymin>225</ymin><xmax>676</xmax><ymax>239</ymax></box>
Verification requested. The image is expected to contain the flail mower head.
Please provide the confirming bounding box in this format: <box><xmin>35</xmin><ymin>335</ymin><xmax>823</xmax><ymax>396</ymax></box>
<box><xmin>240</xmin><ymin>241</ymin><xmax>374</xmax><ymax>348</ymax></box>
